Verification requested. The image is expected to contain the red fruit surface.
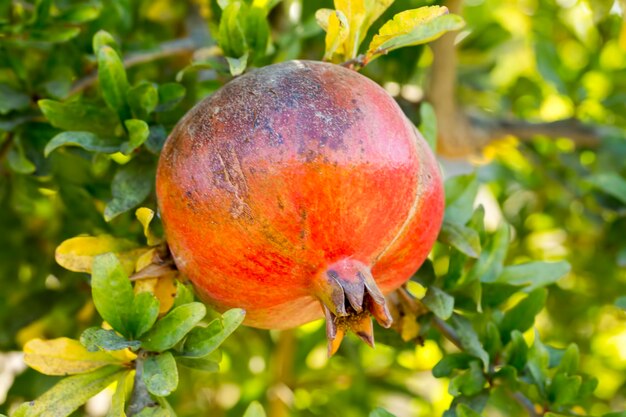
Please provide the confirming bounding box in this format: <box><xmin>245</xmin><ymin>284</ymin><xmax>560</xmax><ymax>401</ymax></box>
<box><xmin>156</xmin><ymin>60</ymin><xmax>444</xmax><ymax>346</ymax></box>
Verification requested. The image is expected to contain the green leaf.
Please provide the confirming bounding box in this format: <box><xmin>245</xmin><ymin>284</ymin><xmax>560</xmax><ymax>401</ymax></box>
<box><xmin>244</xmin><ymin>6</ymin><xmax>271</xmax><ymax>58</ymax></box>
<box><xmin>93</xmin><ymin>30</ymin><xmax>120</xmax><ymax>55</ymax></box>
<box><xmin>39</xmin><ymin>99</ymin><xmax>119</xmax><ymax>136</ymax></box>
<box><xmin>499</xmin><ymin>288</ymin><xmax>547</xmax><ymax>344</ymax></box>
<box><xmin>449</xmin><ymin>361</ymin><xmax>486</xmax><ymax>397</ymax></box>
<box><xmin>98</xmin><ymin>45</ymin><xmax>131</xmax><ymax>120</ymax></box>
<box><xmin>182</xmin><ymin>308</ymin><xmax>246</xmax><ymax>357</ymax></box>
<box><xmin>243</xmin><ymin>402</ymin><xmax>267</xmax><ymax>417</ymax></box>
<box><xmin>104</xmin><ymin>161</ymin><xmax>154</xmax><ymax>221</ymax></box>
<box><xmin>91</xmin><ymin>253</ymin><xmax>134</xmax><ymax>336</ymax></box>
<box><xmin>482</xmin><ymin>322</ymin><xmax>502</xmax><ymax>360</ymax></box>
<box><xmin>504</xmin><ymin>330</ymin><xmax>528</xmax><ymax>371</ymax></box>
<box><xmin>44</xmin><ymin>132</ymin><xmax>120</xmax><ymax>157</ymax></box>
<box><xmin>7</xmin><ymin>136</ymin><xmax>35</xmax><ymax>174</ymax></box>
<box><xmin>176</xmin><ymin>352</ymin><xmax>221</xmax><ymax>372</ymax></box>
<box><xmin>526</xmin><ymin>330</ymin><xmax>549</xmax><ymax>395</ymax></box>
<box><xmin>422</xmin><ymin>286</ymin><xmax>454</xmax><ymax>319</ymax></box>
<box><xmin>128</xmin><ymin>83</ymin><xmax>158</xmax><ymax>120</ymax></box>
<box><xmin>603</xmin><ymin>412</ymin><xmax>626</xmax><ymax>417</ymax></box>
<box><xmin>497</xmin><ymin>261</ymin><xmax>570</xmax><ymax>291</ymax></box>
<box><xmin>450</xmin><ymin>315</ymin><xmax>489</xmax><ymax>369</ymax></box>
<box><xmin>0</xmin><ymin>84</ymin><xmax>30</xmax><ymax>115</ymax></box>
<box><xmin>366</xmin><ymin>6</ymin><xmax>465</xmax><ymax>62</ymax></box>
<box><xmin>129</xmin><ymin>291</ymin><xmax>160</xmax><ymax>339</ymax></box>
<box><xmin>457</xmin><ymin>404</ymin><xmax>483</xmax><ymax>417</ymax></box>
<box><xmin>439</xmin><ymin>220</ymin><xmax>481</xmax><ymax>258</ymax></box>
<box><xmin>369</xmin><ymin>409</ymin><xmax>396</xmax><ymax>417</ymax></box>
<box><xmin>419</xmin><ymin>102</ymin><xmax>437</xmax><ymax>151</ymax></box>
<box><xmin>143</xmin><ymin>352</ymin><xmax>178</xmax><ymax>397</ymax></box>
<box><xmin>445</xmin><ymin>174</ymin><xmax>479</xmax><ymax>225</ymax></box>
<box><xmin>80</xmin><ymin>327</ymin><xmax>140</xmax><ymax>352</ymax></box>
<box><xmin>465</xmin><ymin>222</ymin><xmax>510</xmax><ymax>284</ymax></box>
<box><xmin>172</xmin><ymin>282</ymin><xmax>195</xmax><ymax>309</ymax></box>
<box><xmin>557</xmin><ymin>343</ymin><xmax>580</xmax><ymax>375</ymax></box>
<box><xmin>226</xmin><ymin>53</ymin><xmax>249</xmax><ymax>76</ymax></box>
<box><xmin>219</xmin><ymin>2</ymin><xmax>248</xmax><ymax>59</ymax></box>
<box><xmin>59</xmin><ymin>3</ymin><xmax>102</xmax><ymax>24</ymax></box>
<box><xmin>549</xmin><ymin>373</ymin><xmax>582</xmax><ymax>406</ymax></box>
<box><xmin>16</xmin><ymin>365</ymin><xmax>123</xmax><ymax>417</ymax></box>
<box><xmin>156</xmin><ymin>83</ymin><xmax>186</xmax><ymax>112</ymax></box>
<box><xmin>141</xmin><ymin>302</ymin><xmax>206</xmax><ymax>352</ymax></box>
<box><xmin>433</xmin><ymin>353</ymin><xmax>474</xmax><ymax>378</ymax></box>
<box><xmin>588</xmin><ymin>173</ymin><xmax>626</xmax><ymax>204</ymax></box>
<box><xmin>122</xmin><ymin>119</ymin><xmax>150</xmax><ymax>154</ymax></box>
<box><xmin>108</xmin><ymin>371</ymin><xmax>132</xmax><ymax>417</ymax></box>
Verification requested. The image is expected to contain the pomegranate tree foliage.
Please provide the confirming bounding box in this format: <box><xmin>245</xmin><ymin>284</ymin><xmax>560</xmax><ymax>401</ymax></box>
<box><xmin>1</xmin><ymin>0</ymin><xmax>626</xmax><ymax>416</ymax></box>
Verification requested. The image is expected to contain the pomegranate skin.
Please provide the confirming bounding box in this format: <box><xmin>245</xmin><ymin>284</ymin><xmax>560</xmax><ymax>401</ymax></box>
<box><xmin>156</xmin><ymin>60</ymin><xmax>444</xmax><ymax>330</ymax></box>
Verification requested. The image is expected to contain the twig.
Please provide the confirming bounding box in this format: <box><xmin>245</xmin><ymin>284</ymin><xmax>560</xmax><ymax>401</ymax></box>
<box><xmin>431</xmin><ymin>315</ymin><xmax>542</xmax><ymax>417</ymax></box>
<box><xmin>126</xmin><ymin>352</ymin><xmax>156</xmax><ymax>416</ymax></box>
<box><xmin>425</xmin><ymin>0</ymin><xmax>608</xmax><ymax>157</ymax></box>
<box><xmin>512</xmin><ymin>392</ymin><xmax>541</xmax><ymax>417</ymax></box>
<box><xmin>431</xmin><ymin>316</ymin><xmax>463</xmax><ymax>350</ymax></box>
<box><xmin>67</xmin><ymin>37</ymin><xmax>197</xmax><ymax>98</ymax></box>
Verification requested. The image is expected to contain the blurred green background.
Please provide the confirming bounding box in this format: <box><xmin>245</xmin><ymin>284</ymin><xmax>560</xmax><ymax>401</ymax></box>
<box><xmin>1</xmin><ymin>0</ymin><xmax>626</xmax><ymax>416</ymax></box>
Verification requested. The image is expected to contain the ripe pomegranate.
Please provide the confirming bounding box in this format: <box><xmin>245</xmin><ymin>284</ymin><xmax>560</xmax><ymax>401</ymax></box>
<box><xmin>156</xmin><ymin>60</ymin><xmax>444</xmax><ymax>355</ymax></box>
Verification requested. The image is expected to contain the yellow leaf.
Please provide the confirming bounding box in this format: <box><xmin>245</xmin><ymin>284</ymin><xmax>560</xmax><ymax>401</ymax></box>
<box><xmin>363</xmin><ymin>0</ymin><xmax>395</xmax><ymax>32</ymax></box>
<box><xmin>334</xmin><ymin>0</ymin><xmax>367</xmax><ymax>59</ymax></box>
<box><xmin>324</xmin><ymin>10</ymin><xmax>350</xmax><ymax>61</ymax></box>
<box><xmin>135</xmin><ymin>207</ymin><xmax>161</xmax><ymax>246</ymax></box>
<box><xmin>24</xmin><ymin>338</ymin><xmax>128</xmax><ymax>376</ymax></box>
<box><xmin>134</xmin><ymin>274</ymin><xmax>178</xmax><ymax>314</ymax></box>
<box><xmin>55</xmin><ymin>235</ymin><xmax>140</xmax><ymax>274</ymax></box>
<box><xmin>315</xmin><ymin>8</ymin><xmax>334</xmax><ymax>31</ymax></box>
<box><xmin>366</xmin><ymin>6</ymin><xmax>464</xmax><ymax>62</ymax></box>
<box><xmin>135</xmin><ymin>248</ymin><xmax>156</xmax><ymax>272</ymax></box>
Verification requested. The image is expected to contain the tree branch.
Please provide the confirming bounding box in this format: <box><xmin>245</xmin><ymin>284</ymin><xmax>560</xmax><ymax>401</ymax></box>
<box><xmin>67</xmin><ymin>37</ymin><xmax>197</xmax><ymax>98</ymax></box>
<box><xmin>126</xmin><ymin>352</ymin><xmax>157</xmax><ymax>416</ymax></box>
<box><xmin>426</xmin><ymin>0</ymin><xmax>607</xmax><ymax>157</ymax></box>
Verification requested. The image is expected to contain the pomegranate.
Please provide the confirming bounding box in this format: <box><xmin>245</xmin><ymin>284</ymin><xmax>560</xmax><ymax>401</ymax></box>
<box><xmin>156</xmin><ymin>60</ymin><xmax>444</xmax><ymax>355</ymax></box>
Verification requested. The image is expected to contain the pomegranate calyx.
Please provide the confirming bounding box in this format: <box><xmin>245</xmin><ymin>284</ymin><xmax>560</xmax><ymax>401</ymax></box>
<box><xmin>316</xmin><ymin>259</ymin><xmax>393</xmax><ymax>356</ymax></box>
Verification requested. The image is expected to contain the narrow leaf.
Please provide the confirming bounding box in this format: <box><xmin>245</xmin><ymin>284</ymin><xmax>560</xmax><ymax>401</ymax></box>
<box><xmin>91</xmin><ymin>253</ymin><xmax>134</xmax><ymax>336</ymax></box>
<box><xmin>39</xmin><ymin>99</ymin><xmax>118</xmax><ymax>135</ymax></box>
<box><xmin>182</xmin><ymin>308</ymin><xmax>246</xmax><ymax>357</ymax></box>
<box><xmin>499</xmin><ymin>288</ymin><xmax>547</xmax><ymax>344</ymax></box>
<box><xmin>140</xmin><ymin>302</ymin><xmax>206</xmax><ymax>352</ymax></box>
<box><xmin>422</xmin><ymin>286</ymin><xmax>454</xmax><ymax>319</ymax></box>
<box><xmin>128</xmin><ymin>291</ymin><xmax>160</xmax><ymax>339</ymax></box>
<box><xmin>44</xmin><ymin>131</ymin><xmax>120</xmax><ymax>157</ymax></box>
<box><xmin>104</xmin><ymin>161</ymin><xmax>154</xmax><ymax>221</ymax></box>
<box><xmin>450</xmin><ymin>315</ymin><xmax>489</xmax><ymax>369</ymax></box>
<box><xmin>24</xmin><ymin>338</ymin><xmax>126</xmax><ymax>376</ymax></box>
<box><xmin>122</xmin><ymin>119</ymin><xmax>150</xmax><ymax>154</ymax></box>
<box><xmin>98</xmin><ymin>45</ymin><xmax>130</xmax><ymax>120</ymax></box>
<box><xmin>366</xmin><ymin>6</ymin><xmax>465</xmax><ymax>61</ymax></box>
<box><xmin>55</xmin><ymin>235</ymin><xmax>138</xmax><ymax>273</ymax></box>
<box><xmin>17</xmin><ymin>366</ymin><xmax>123</xmax><ymax>417</ymax></box>
<box><xmin>497</xmin><ymin>261</ymin><xmax>570</xmax><ymax>291</ymax></box>
<box><xmin>439</xmin><ymin>220</ymin><xmax>481</xmax><ymax>258</ymax></box>
<box><xmin>80</xmin><ymin>327</ymin><xmax>140</xmax><ymax>352</ymax></box>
